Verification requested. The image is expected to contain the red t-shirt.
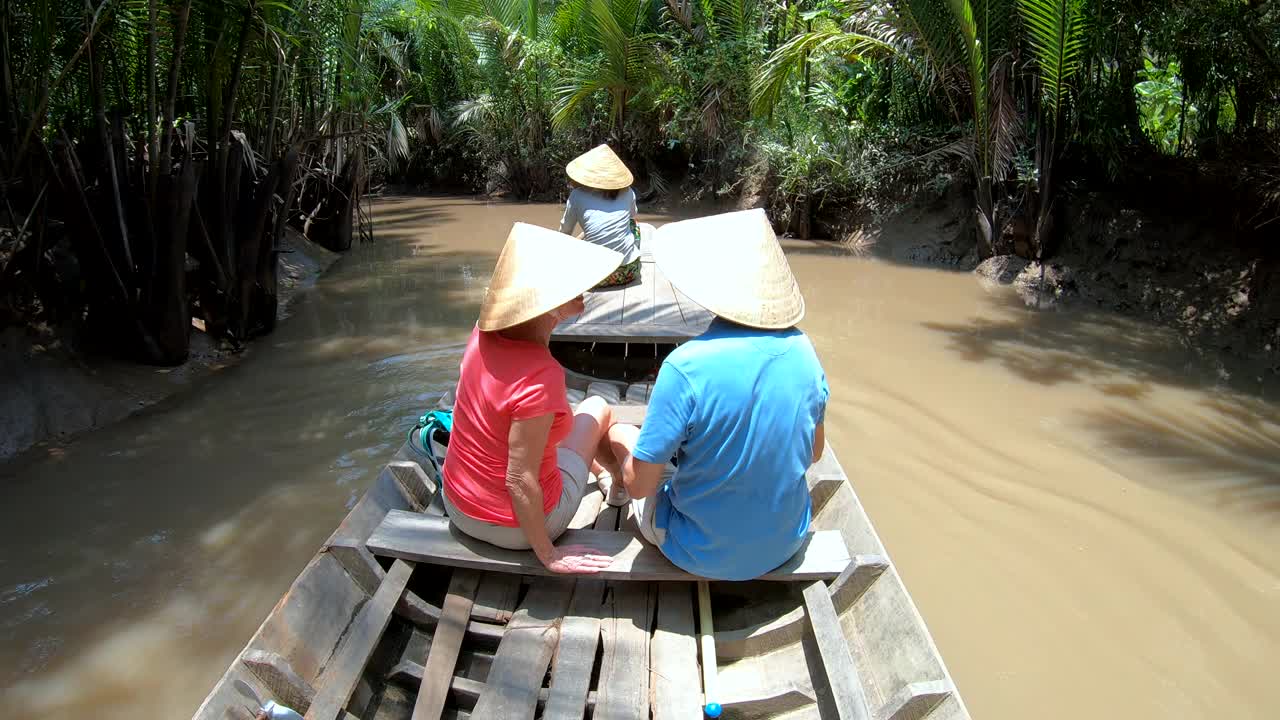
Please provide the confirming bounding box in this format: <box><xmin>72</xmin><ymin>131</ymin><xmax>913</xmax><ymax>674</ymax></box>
<box><xmin>442</xmin><ymin>327</ymin><xmax>572</xmax><ymax>526</ymax></box>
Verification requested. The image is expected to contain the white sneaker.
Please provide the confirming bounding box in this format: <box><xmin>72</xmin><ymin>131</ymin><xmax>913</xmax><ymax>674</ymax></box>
<box><xmin>601</xmin><ymin>473</ymin><xmax>630</xmax><ymax>507</ymax></box>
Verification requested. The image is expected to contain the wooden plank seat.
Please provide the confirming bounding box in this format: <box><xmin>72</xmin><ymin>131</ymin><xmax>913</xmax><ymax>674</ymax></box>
<box><xmin>366</xmin><ymin>511</ymin><xmax>851</xmax><ymax>582</ymax></box>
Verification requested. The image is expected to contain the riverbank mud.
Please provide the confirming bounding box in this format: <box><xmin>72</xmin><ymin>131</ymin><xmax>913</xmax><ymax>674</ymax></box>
<box><xmin>0</xmin><ymin>229</ymin><xmax>339</xmax><ymax>463</ymax></box>
<box><xmin>828</xmin><ymin>192</ymin><xmax>1280</xmax><ymax>388</ymax></box>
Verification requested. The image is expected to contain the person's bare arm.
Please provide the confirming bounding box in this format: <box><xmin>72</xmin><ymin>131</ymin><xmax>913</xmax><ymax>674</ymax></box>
<box><xmin>624</xmin><ymin>457</ymin><xmax>666</xmax><ymax>498</ymax></box>
<box><xmin>606</xmin><ymin>423</ymin><xmax>666</xmax><ymax>499</ymax></box>
<box><xmin>559</xmin><ymin>194</ymin><xmax>580</xmax><ymax>235</ymax></box>
<box><xmin>507</xmin><ymin>415</ymin><xmax>611</xmax><ymax>573</ymax></box>
<box><xmin>812</xmin><ymin>422</ymin><xmax>825</xmax><ymax>465</ymax></box>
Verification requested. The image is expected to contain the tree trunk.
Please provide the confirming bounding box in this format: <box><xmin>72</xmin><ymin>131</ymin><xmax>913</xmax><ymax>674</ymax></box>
<box><xmin>91</xmin><ymin>40</ymin><xmax>135</xmax><ymax>277</ymax></box>
<box><xmin>146</xmin><ymin>0</ymin><xmax>159</xmax><ymax>195</ymax></box>
<box><xmin>159</xmin><ymin>0</ymin><xmax>193</xmax><ymax>177</ymax></box>
<box><xmin>253</xmin><ymin>146</ymin><xmax>300</xmax><ymax>335</ymax></box>
<box><xmin>1116</xmin><ymin>54</ymin><xmax>1150</xmax><ymax>151</ymax></box>
<box><xmin>263</xmin><ymin>37</ymin><xmax>287</xmax><ymax>163</ymax></box>
<box><xmin>0</xmin><ymin>0</ymin><xmax>15</xmax><ymax>149</ymax></box>
<box><xmin>143</xmin><ymin>160</ymin><xmax>197</xmax><ymax>364</ymax></box>
<box><xmin>232</xmin><ymin>152</ymin><xmax>288</xmax><ymax>339</ymax></box>
<box><xmin>216</xmin><ymin>0</ymin><xmax>257</xmax><ymax>185</ymax></box>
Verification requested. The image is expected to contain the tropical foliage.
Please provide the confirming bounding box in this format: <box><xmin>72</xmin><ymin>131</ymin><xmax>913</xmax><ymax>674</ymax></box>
<box><xmin>2</xmin><ymin>0</ymin><xmax>1278</xmax><ymax>361</ymax></box>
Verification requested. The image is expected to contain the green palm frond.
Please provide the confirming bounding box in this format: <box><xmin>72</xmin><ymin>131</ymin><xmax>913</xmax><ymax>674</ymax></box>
<box><xmin>452</xmin><ymin>93</ymin><xmax>497</xmax><ymax>125</ymax></box>
<box><xmin>988</xmin><ymin>54</ymin><xmax>1021</xmax><ymax>179</ymax></box>
<box><xmin>889</xmin><ymin>0</ymin><xmax>966</xmax><ymax>80</ymax></box>
<box><xmin>1018</xmin><ymin>0</ymin><xmax>1087</xmax><ymax>122</ymax></box>
<box><xmin>387</xmin><ymin>109</ymin><xmax>410</xmax><ymax>165</ymax></box>
<box><xmin>552</xmin><ymin>75</ymin><xmax>610</xmax><ymax>128</ymax></box>
<box><xmin>551</xmin><ymin>0</ymin><xmax>589</xmax><ymax>44</ymax></box>
<box><xmin>553</xmin><ymin>0</ymin><xmax>659</xmax><ymax>128</ymax></box>
<box><xmin>948</xmin><ymin>0</ymin><xmax>989</xmax><ymax>172</ymax></box>
<box><xmin>704</xmin><ymin>0</ymin><xmax>757</xmax><ymax>44</ymax></box>
<box><xmin>751</xmin><ymin>21</ymin><xmax>895</xmax><ymax>116</ymax></box>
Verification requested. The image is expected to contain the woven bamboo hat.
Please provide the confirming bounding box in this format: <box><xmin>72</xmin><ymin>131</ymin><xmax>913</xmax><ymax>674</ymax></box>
<box><xmin>565</xmin><ymin>144</ymin><xmax>634</xmax><ymax>191</ymax></box>
<box><xmin>478</xmin><ymin>223</ymin><xmax>622</xmax><ymax>331</ymax></box>
<box><xmin>650</xmin><ymin>208</ymin><xmax>805</xmax><ymax>330</ymax></box>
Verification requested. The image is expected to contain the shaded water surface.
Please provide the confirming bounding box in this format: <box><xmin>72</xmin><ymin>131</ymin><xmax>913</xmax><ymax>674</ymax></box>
<box><xmin>1</xmin><ymin>196</ymin><xmax>1277</xmax><ymax>719</ymax></box>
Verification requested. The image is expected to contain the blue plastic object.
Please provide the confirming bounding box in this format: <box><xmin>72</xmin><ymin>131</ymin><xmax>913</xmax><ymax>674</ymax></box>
<box><xmin>408</xmin><ymin>409</ymin><xmax>453</xmax><ymax>472</ymax></box>
<box><xmin>704</xmin><ymin>702</ymin><xmax>722</xmax><ymax>718</ymax></box>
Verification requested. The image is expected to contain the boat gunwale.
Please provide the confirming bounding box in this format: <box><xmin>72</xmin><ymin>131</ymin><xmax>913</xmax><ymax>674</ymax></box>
<box><xmin>191</xmin><ymin>373</ymin><xmax>972</xmax><ymax>720</ymax></box>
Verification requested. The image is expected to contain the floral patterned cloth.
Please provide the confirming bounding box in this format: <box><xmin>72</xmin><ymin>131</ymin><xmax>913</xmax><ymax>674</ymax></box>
<box><xmin>594</xmin><ymin>222</ymin><xmax>643</xmax><ymax>288</ymax></box>
<box><xmin>595</xmin><ymin>258</ymin><xmax>641</xmax><ymax>288</ymax></box>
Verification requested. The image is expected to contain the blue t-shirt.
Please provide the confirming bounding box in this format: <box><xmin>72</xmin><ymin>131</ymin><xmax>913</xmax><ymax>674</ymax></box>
<box><xmin>632</xmin><ymin>320</ymin><xmax>829</xmax><ymax>580</ymax></box>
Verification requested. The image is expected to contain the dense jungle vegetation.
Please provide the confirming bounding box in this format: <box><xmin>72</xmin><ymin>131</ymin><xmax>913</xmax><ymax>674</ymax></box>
<box><xmin>1</xmin><ymin>0</ymin><xmax>1277</xmax><ymax>364</ymax></box>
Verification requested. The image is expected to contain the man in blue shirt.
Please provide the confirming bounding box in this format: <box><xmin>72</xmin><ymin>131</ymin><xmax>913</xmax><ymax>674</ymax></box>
<box><xmin>601</xmin><ymin>209</ymin><xmax>829</xmax><ymax>581</ymax></box>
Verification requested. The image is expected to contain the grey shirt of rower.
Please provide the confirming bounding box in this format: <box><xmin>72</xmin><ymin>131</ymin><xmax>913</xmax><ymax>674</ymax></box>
<box><xmin>559</xmin><ymin>187</ymin><xmax>640</xmax><ymax>265</ymax></box>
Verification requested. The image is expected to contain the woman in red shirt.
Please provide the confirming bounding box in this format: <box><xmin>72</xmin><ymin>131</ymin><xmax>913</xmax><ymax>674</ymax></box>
<box><xmin>441</xmin><ymin>223</ymin><xmax>625</xmax><ymax>574</ymax></box>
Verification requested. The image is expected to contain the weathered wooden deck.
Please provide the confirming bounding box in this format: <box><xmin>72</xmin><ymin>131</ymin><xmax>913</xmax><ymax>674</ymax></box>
<box><xmin>552</xmin><ymin>227</ymin><xmax>714</xmax><ymax>344</ymax></box>
<box><xmin>193</xmin><ymin>376</ymin><xmax>970</xmax><ymax>720</ymax></box>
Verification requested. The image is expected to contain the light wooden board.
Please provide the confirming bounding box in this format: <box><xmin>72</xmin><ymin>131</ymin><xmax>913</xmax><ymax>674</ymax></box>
<box><xmin>241</xmin><ymin>650</ymin><xmax>317</xmax><ymax>714</ymax></box>
<box><xmin>621</xmin><ymin>260</ymin><xmax>658</xmax><ymax>325</ymax></box>
<box><xmin>624</xmin><ymin>383</ymin><xmax>652</xmax><ymax>404</ymax></box>
<box><xmin>472</xmin><ymin>573</ymin><xmax>521</xmax><ymax>624</ymax></box>
<box><xmin>586</xmin><ymin>381</ymin><xmax>623</xmax><ymax>404</ymax></box>
<box><xmin>650</xmin><ymin>583</ymin><xmax>701</xmax><ymax>720</ymax></box>
<box><xmin>576</xmin><ymin>285</ymin><xmax>624</xmax><ymax>325</ymax></box>
<box><xmin>806</xmin><ymin>446</ymin><xmax>847</xmax><ymax>515</ymax></box>
<box><xmin>305</xmin><ymin>559</ymin><xmax>415</xmax><ymax>720</ymax></box>
<box><xmin>618</xmin><ymin>499</ymin><xmax>640</xmax><ymax>536</ymax></box>
<box><xmin>388</xmin><ymin>662</ymin><xmax>601</xmax><ymax>712</ymax></box>
<box><xmin>552</xmin><ymin>259</ymin><xmax>713</xmax><ymax>343</ymax></box>
<box><xmin>471</xmin><ymin>579</ymin><xmax>576</xmax><ymax>719</ymax></box>
<box><xmin>542</xmin><ymin>505</ymin><xmax>619</xmax><ymax>719</ymax></box>
<box><xmin>323</xmin><ymin>537</ymin><xmax>469</xmax><ymax>639</ymax></box>
<box><xmin>650</xmin><ymin>273</ymin><xmax>682</xmax><ymax>329</ymax></box>
<box><xmin>609</xmin><ymin>403</ymin><xmax>648</xmax><ymax>427</ymax></box>
<box><xmin>878</xmin><ymin>680</ymin><xmax>953</xmax><ymax>720</ymax></box>
<box><xmin>542</xmin><ymin>581</ymin><xmax>604</xmax><ymax>720</ymax></box>
<box><xmin>551</xmin><ymin>323</ymin><xmax>706</xmax><ymax>342</ymax></box>
<box><xmin>800</xmin><ymin>579</ymin><xmax>871</xmax><ymax>720</ymax></box>
<box><xmin>367</xmin><ymin>511</ymin><xmax>850</xmax><ymax>581</ymax></box>
<box><xmin>386</xmin><ymin>461</ymin><xmax>435</xmax><ymax>513</ymax></box>
<box><xmin>594</xmin><ymin>582</ymin><xmax>655</xmax><ymax>720</ymax></box>
<box><xmin>412</xmin><ymin>569</ymin><xmax>480</xmax><ymax>720</ymax></box>
<box><xmin>715</xmin><ymin>554</ymin><xmax>888</xmax><ymax>660</ymax></box>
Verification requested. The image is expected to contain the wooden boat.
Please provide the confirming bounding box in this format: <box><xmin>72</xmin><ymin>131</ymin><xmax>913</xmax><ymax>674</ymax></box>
<box><xmin>192</xmin><ymin>228</ymin><xmax>972</xmax><ymax>720</ymax></box>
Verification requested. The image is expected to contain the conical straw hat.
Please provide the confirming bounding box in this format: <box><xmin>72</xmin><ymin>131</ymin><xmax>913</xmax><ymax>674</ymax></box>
<box><xmin>650</xmin><ymin>208</ymin><xmax>805</xmax><ymax>330</ymax></box>
<box><xmin>478</xmin><ymin>223</ymin><xmax>623</xmax><ymax>331</ymax></box>
<box><xmin>566</xmin><ymin>144</ymin><xmax>634</xmax><ymax>191</ymax></box>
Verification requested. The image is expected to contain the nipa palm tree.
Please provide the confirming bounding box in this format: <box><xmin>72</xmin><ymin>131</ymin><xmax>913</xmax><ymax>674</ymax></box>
<box><xmin>752</xmin><ymin>0</ymin><xmax>1088</xmax><ymax>258</ymax></box>
<box><xmin>552</xmin><ymin>0</ymin><xmax>662</xmax><ymax>131</ymax></box>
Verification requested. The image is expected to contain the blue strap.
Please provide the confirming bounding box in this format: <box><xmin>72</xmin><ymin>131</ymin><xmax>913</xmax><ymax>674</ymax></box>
<box><xmin>409</xmin><ymin>409</ymin><xmax>453</xmax><ymax>473</ymax></box>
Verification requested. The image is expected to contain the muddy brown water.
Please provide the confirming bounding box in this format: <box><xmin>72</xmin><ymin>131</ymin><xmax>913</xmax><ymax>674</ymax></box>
<box><xmin>1</xmin><ymin>196</ymin><xmax>1278</xmax><ymax>719</ymax></box>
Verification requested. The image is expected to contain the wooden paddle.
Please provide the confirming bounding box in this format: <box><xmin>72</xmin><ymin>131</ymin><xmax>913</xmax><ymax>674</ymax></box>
<box><xmin>697</xmin><ymin>580</ymin><xmax>722</xmax><ymax>718</ymax></box>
